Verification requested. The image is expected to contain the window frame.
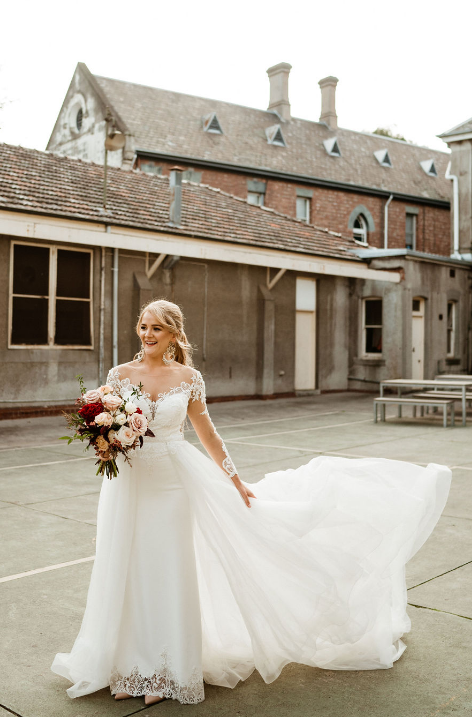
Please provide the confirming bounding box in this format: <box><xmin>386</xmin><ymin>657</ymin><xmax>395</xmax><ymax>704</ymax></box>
<box><xmin>353</xmin><ymin>214</ymin><xmax>368</xmax><ymax>245</ymax></box>
<box><xmin>446</xmin><ymin>300</ymin><xmax>456</xmax><ymax>358</ymax></box>
<box><xmin>405</xmin><ymin>212</ymin><xmax>417</xmax><ymax>251</ymax></box>
<box><xmin>247</xmin><ymin>191</ymin><xmax>264</xmax><ymax>206</ymax></box>
<box><xmin>296</xmin><ymin>196</ymin><xmax>310</xmax><ymax>223</ymax></box>
<box><xmin>8</xmin><ymin>240</ymin><xmax>94</xmax><ymax>350</ymax></box>
<box><xmin>362</xmin><ymin>297</ymin><xmax>383</xmax><ymax>356</ymax></box>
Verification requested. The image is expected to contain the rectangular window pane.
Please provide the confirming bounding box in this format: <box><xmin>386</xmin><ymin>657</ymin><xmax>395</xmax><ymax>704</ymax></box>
<box><xmin>296</xmin><ymin>197</ymin><xmax>309</xmax><ymax>222</ymax></box>
<box><xmin>365</xmin><ymin>327</ymin><xmax>382</xmax><ymax>354</ymax></box>
<box><xmin>365</xmin><ymin>299</ymin><xmax>382</xmax><ymax>326</ymax></box>
<box><xmin>55</xmin><ymin>299</ymin><xmax>91</xmax><ymax>345</ymax></box>
<box><xmin>247</xmin><ymin>192</ymin><xmax>264</xmax><ymax>206</ymax></box>
<box><xmin>447</xmin><ymin>302</ymin><xmax>453</xmax><ymax>329</ymax></box>
<box><xmin>11</xmin><ymin>296</ymin><xmax>48</xmax><ymax>345</ymax></box>
<box><xmin>13</xmin><ymin>244</ymin><xmax>49</xmax><ymax>296</ymax></box>
<box><xmin>406</xmin><ymin>214</ymin><xmax>415</xmax><ymax>250</ymax></box>
<box><xmin>56</xmin><ymin>250</ymin><xmax>91</xmax><ymax>299</ymax></box>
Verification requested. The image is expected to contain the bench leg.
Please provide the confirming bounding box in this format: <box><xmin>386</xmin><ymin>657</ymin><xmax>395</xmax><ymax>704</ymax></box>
<box><xmin>374</xmin><ymin>403</ymin><xmax>377</xmax><ymax>423</ymax></box>
<box><xmin>398</xmin><ymin>405</ymin><xmax>402</xmax><ymax>418</ymax></box>
<box><xmin>413</xmin><ymin>405</ymin><xmax>417</xmax><ymax>418</ymax></box>
<box><xmin>421</xmin><ymin>406</ymin><xmax>424</xmax><ymax>417</ymax></box>
<box><xmin>443</xmin><ymin>406</ymin><xmax>447</xmax><ymax>428</ymax></box>
<box><xmin>451</xmin><ymin>404</ymin><xmax>455</xmax><ymax>427</ymax></box>
<box><xmin>382</xmin><ymin>404</ymin><xmax>386</xmax><ymax>422</ymax></box>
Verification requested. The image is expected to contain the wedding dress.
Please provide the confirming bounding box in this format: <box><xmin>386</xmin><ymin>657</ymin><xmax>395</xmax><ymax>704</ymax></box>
<box><xmin>51</xmin><ymin>368</ymin><xmax>451</xmax><ymax>703</ymax></box>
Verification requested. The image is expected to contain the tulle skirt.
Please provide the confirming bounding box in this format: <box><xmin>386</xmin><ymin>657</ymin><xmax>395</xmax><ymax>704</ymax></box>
<box><xmin>51</xmin><ymin>439</ymin><xmax>451</xmax><ymax>702</ymax></box>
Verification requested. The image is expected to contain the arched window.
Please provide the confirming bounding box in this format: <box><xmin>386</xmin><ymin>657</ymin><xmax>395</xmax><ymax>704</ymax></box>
<box><xmin>353</xmin><ymin>215</ymin><xmax>368</xmax><ymax>245</ymax></box>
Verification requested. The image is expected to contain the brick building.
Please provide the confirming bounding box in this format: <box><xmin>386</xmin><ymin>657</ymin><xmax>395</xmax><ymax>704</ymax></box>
<box><xmin>48</xmin><ymin>62</ymin><xmax>452</xmax><ymax>257</ymax></box>
<box><xmin>0</xmin><ymin>144</ymin><xmax>469</xmax><ymax>415</ymax></box>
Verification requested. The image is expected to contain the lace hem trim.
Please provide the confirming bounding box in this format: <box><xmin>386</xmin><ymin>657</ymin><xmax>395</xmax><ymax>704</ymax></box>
<box><xmin>110</xmin><ymin>661</ymin><xmax>204</xmax><ymax>704</ymax></box>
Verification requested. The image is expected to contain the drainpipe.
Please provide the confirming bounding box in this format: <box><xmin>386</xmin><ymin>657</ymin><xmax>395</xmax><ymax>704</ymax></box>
<box><xmin>446</xmin><ymin>162</ymin><xmax>460</xmax><ymax>259</ymax></box>
<box><xmin>384</xmin><ymin>194</ymin><xmax>393</xmax><ymax>249</ymax></box>
<box><xmin>112</xmin><ymin>245</ymin><xmax>119</xmax><ymax>367</ymax></box>
<box><xmin>98</xmin><ymin>246</ymin><xmax>106</xmax><ymax>383</ymax></box>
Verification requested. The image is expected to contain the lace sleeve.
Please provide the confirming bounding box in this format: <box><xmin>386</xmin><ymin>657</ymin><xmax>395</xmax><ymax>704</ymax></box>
<box><xmin>188</xmin><ymin>371</ymin><xmax>237</xmax><ymax>479</ymax></box>
<box><xmin>106</xmin><ymin>367</ymin><xmax>122</xmax><ymax>395</ymax></box>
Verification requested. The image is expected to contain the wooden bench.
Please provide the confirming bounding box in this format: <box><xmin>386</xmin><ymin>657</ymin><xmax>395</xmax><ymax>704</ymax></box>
<box><xmin>374</xmin><ymin>397</ymin><xmax>455</xmax><ymax>428</ymax></box>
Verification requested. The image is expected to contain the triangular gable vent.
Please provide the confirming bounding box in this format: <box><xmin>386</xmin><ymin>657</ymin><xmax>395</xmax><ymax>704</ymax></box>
<box><xmin>323</xmin><ymin>137</ymin><xmax>341</xmax><ymax>156</ymax></box>
<box><xmin>203</xmin><ymin>113</ymin><xmax>223</xmax><ymax>134</ymax></box>
<box><xmin>265</xmin><ymin>124</ymin><xmax>286</xmax><ymax>146</ymax></box>
<box><xmin>420</xmin><ymin>159</ymin><xmax>437</xmax><ymax>177</ymax></box>
<box><xmin>374</xmin><ymin>149</ymin><xmax>392</xmax><ymax>167</ymax></box>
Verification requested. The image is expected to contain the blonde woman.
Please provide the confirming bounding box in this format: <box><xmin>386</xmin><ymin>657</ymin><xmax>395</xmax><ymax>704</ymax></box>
<box><xmin>52</xmin><ymin>299</ymin><xmax>451</xmax><ymax>706</ymax></box>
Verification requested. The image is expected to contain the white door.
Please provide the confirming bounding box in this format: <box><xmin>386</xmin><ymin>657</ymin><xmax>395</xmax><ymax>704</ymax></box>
<box><xmin>411</xmin><ymin>298</ymin><xmax>425</xmax><ymax>380</ymax></box>
<box><xmin>295</xmin><ymin>278</ymin><xmax>316</xmax><ymax>390</ymax></box>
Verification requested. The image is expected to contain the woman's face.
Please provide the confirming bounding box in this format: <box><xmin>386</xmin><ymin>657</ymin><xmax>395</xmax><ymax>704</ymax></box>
<box><xmin>138</xmin><ymin>310</ymin><xmax>175</xmax><ymax>360</ymax></box>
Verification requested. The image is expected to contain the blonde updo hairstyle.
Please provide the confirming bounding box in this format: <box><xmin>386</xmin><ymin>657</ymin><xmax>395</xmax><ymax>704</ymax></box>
<box><xmin>135</xmin><ymin>299</ymin><xmax>194</xmax><ymax>367</ymax></box>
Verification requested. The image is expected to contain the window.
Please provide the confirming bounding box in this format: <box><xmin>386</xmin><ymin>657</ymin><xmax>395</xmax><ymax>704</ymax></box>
<box><xmin>420</xmin><ymin>159</ymin><xmax>438</xmax><ymax>177</ymax></box>
<box><xmin>363</xmin><ymin>298</ymin><xmax>382</xmax><ymax>354</ymax></box>
<box><xmin>202</xmin><ymin>113</ymin><xmax>223</xmax><ymax>134</ymax></box>
<box><xmin>323</xmin><ymin>137</ymin><xmax>341</xmax><ymax>156</ymax></box>
<box><xmin>405</xmin><ymin>213</ymin><xmax>416</xmax><ymax>250</ymax></box>
<box><xmin>140</xmin><ymin>162</ymin><xmax>162</xmax><ymax>175</ymax></box>
<box><xmin>353</xmin><ymin>215</ymin><xmax>368</xmax><ymax>245</ymax></box>
<box><xmin>10</xmin><ymin>242</ymin><xmax>93</xmax><ymax>348</ymax></box>
<box><xmin>247</xmin><ymin>192</ymin><xmax>264</xmax><ymax>206</ymax></box>
<box><xmin>296</xmin><ymin>196</ymin><xmax>310</xmax><ymax>223</ymax></box>
<box><xmin>76</xmin><ymin>108</ymin><xmax>83</xmax><ymax>131</ymax></box>
<box><xmin>265</xmin><ymin>124</ymin><xmax>286</xmax><ymax>146</ymax></box>
<box><xmin>447</xmin><ymin>301</ymin><xmax>456</xmax><ymax>357</ymax></box>
<box><xmin>374</xmin><ymin>149</ymin><xmax>392</xmax><ymax>167</ymax></box>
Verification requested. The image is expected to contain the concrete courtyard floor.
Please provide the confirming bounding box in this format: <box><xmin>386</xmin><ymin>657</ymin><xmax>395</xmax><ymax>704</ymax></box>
<box><xmin>0</xmin><ymin>391</ymin><xmax>471</xmax><ymax>717</ymax></box>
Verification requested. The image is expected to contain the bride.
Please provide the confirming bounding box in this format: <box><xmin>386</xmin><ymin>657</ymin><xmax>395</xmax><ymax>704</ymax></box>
<box><xmin>51</xmin><ymin>299</ymin><xmax>451</xmax><ymax>706</ymax></box>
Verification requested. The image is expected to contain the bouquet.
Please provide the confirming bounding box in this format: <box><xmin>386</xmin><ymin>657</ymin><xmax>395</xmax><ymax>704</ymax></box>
<box><xmin>61</xmin><ymin>375</ymin><xmax>154</xmax><ymax>478</ymax></box>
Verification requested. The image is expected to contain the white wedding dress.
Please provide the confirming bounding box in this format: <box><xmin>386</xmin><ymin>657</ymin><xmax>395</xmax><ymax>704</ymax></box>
<box><xmin>51</xmin><ymin>368</ymin><xmax>451</xmax><ymax>703</ymax></box>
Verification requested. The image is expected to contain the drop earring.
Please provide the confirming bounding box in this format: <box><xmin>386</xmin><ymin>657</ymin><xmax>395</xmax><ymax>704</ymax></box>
<box><xmin>136</xmin><ymin>347</ymin><xmax>145</xmax><ymax>362</ymax></box>
<box><xmin>162</xmin><ymin>341</ymin><xmax>176</xmax><ymax>365</ymax></box>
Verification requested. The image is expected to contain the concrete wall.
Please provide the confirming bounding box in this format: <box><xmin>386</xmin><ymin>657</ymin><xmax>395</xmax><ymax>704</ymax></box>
<box><xmin>1</xmin><ymin>233</ymin><xmax>469</xmax><ymax>410</ymax></box>
<box><xmin>450</xmin><ymin>142</ymin><xmax>472</xmax><ymax>256</ymax></box>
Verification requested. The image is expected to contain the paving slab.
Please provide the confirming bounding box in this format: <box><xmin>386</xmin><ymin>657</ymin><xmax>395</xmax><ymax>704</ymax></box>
<box><xmin>406</xmin><ymin>514</ymin><xmax>472</xmax><ymax>589</ymax></box>
<box><xmin>408</xmin><ymin>562</ymin><xmax>472</xmax><ymax>619</ymax></box>
<box><xmin>0</xmin><ymin>504</ymin><xmax>96</xmax><ymax>577</ymax></box>
<box><xmin>0</xmin><ymin>444</ymin><xmax>89</xmax><ymax>470</ymax></box>
<box><xmin>0</xmin><ymin>459</ymin><xmax>100</xmax><ymax>505</ymax></box>
<box><xmin>441</xmin><ymin>468</ymin><xmax>472</xmax><ymax>520</ymax></box>
<box><xmin>341</xmin><ymin>434</ymin><xmax>472</xmax><ymax>466</ymax></box>
<box><xmin>26</xmin><ymin>492</ymin><xmax>100</xmax><ymax>526</ymax></box>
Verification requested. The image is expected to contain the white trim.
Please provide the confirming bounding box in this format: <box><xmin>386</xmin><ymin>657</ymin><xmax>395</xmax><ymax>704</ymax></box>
<box><xmin>0</xmin><ymin>211</ymin><xmax>401</xmax><ymax>284</ymax></box>
<box><xmin>9</xmin><ymin>238</ymin><xmax>94</xmax><ymax>349</ymax></box>
<box><xmin>362</xmin><ymin>296</ymin><xmax>383</xmax><ymax>357</ymax></box>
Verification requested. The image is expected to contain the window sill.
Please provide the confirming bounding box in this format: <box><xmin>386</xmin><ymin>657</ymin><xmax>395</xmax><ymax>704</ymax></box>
<box><xmin>353</xmin><ymin>356</ymin><xmax>386</xmax><ymax>367</ymax></box>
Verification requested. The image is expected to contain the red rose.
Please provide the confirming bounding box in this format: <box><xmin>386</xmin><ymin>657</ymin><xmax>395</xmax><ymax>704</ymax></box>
<box><xmin>135</xmin><ymin>407</ymin><xmax>143</xmax><ymax>414</ymax></box>
<box><xmin>78</xmin><ymin>402</ymin><xmax>103</xmax><ymax>424</ymax></box>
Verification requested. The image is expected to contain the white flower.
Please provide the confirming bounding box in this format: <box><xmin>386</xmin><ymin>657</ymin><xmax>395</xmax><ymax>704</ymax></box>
<box><xmin>114</xmin><ymin>413</ymin><xmax>127</xmax><ymax>425</ymax></box>
<box><xmin>125</xmin><ymin>401</ymin><xmax>137</xmax><ymax>414</ymax></box>
<box><xmin>95</xmin><ymin>412</ymin><xmax>113</xmax><ymax>427</ymax></box>
<box><xmin>116</xmin><ymin>425</ymin><xmax>136</xmax><ymax>446</ymax></box>
<box><xmin>108</xmin><ymin>429</ymin><xmax>119</xmax><ymax>444</ymax></box>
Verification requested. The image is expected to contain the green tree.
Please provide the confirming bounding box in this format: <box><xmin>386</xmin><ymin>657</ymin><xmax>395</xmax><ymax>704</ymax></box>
<box><xmin>373</xmin><ymin>127</ymin><xmax>408</xmax><ymax>142</ymax></box>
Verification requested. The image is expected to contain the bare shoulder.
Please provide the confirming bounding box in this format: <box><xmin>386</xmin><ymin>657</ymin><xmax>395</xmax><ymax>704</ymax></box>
<box><xmin>176</xmin><ymin>365</ymin><xmax>201</xmax><ymax>383</ymax></box>
<box><xmin>110</xmin><ymin>361</ymin><xmax>140</xmax><ymax>380</ymax></box>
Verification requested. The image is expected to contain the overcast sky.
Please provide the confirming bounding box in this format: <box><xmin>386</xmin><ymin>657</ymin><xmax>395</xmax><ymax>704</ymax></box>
<box><xmin>1</xmin><ymin>0</ymin><xmax>470</xmax><ymax>154</ymax></box>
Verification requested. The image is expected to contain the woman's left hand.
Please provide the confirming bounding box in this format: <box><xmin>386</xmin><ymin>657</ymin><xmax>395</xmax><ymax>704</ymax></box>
<box><xmin>233</xmin><ymin>479</ymin><xmax>257</xmax><ymax>508</ymax></box>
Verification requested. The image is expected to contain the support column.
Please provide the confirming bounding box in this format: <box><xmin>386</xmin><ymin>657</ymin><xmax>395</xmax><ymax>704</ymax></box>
<box><xmin>258</xmin><ymin>284</ymin><xmax>275</xmax><ymax>396</ymax></box>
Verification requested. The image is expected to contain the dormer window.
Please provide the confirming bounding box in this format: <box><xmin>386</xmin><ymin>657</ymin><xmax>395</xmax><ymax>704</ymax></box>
<box><xmin>76</xmin><ymin>108</ymin><xmax>83</xmax><ymax>131</ymax></box>
<box><xmin>203</xmin><ymin>113</ymin><xmax>223</xmax><ymax>134</ymax></box>
<box><xmin>420</xmin><ymin>159</ymin><xmax>438</xmax><ymax>177</ymax></box>
<box><xmin>374</xmin><ymin>149</ymin><xmax>392</xmax><ymax>167</ymax></box>
<box><xmin>353</xmin><ymin>215</ymin><xmax>368</xmax><ymax>245</ymax></box>
<box><xmin>265</xmin><ymin>124</ymin><xmax>286</xmax><ymax>146</ymax></box>
<box><xmin>323</xmin><ymin>137</ymin><xmax>341</xmax><ymax>157</ymax></box>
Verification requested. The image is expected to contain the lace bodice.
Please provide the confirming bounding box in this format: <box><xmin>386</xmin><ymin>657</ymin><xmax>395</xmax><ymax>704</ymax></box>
<box><xmin>106</xmin><ymin>367</ymin><xmax>237</xmax><ymax>478</ymax></box>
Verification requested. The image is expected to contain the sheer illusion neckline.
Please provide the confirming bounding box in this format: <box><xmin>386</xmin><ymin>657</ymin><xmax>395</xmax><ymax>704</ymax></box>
<box><xmin>108</xmin><ymin>367</ymin><xmax>200</xmax><ymax>407</ymax></box>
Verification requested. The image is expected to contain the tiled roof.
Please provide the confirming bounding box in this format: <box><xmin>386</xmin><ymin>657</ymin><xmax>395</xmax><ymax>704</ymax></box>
<box><xmin>0</xmin><ymin>143</ymin><xmax>360</xmax><ymax>262</ymax></box>
<box><xmin>94</xmin><ymin>74</ymin><xmax>451</xmax><ymax>203</ymax></box>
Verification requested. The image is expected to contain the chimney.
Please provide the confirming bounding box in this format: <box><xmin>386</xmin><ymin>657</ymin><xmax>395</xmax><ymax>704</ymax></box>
<box><xmin>266</xmin><ymin>62</ymin><xmax>292</xmax><ymax>121</ymax></box>
<box><xmin>169</xmin><ymin>167</ymin><xmax>183</xmax><ymax>226</ymax></box>
<box><xmin>318</xmin><ymin>76</ymin><xmax>339</xmax><ymax>130</ymax></box>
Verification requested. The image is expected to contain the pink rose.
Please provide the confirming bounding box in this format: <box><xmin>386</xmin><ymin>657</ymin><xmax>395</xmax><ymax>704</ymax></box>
<box><xmin>116</xmin><ymin>425</ymin><xmax>137</xmax><ymax>446</ymax></box>
<box><xmin>95</xmin><ymin>412</ymin><xmax>113</xmax><ymax>427</ymax></box>
<box><xmin>83</xmin><ymin>389</ymin><xmax>102</xmax><ymax>404</ymax></box>
<box><xmin>128</xmin><ymin>412</ymin><xmax>148</xmax><ymax>435</ymax></box>
<box><xmin>102</xmin><ymin>394</ymin><xmax>122</xmax><ymax>410</ymax></box>
<box><xmin>98</xmin><ymin>384</ymin><xmax>113</xmax><ymax>395</ymax></box>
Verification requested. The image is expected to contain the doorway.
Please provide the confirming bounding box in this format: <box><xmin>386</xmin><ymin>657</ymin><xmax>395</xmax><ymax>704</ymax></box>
<box><xmin>411</xmin><ymin>297</ymin><xmax>425</xmax><ymax>380</ymax></box>
<box><xmin>295</xmin><ymin>278</ymin><xmax>316</xmax><ymax>390</ymax></box>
